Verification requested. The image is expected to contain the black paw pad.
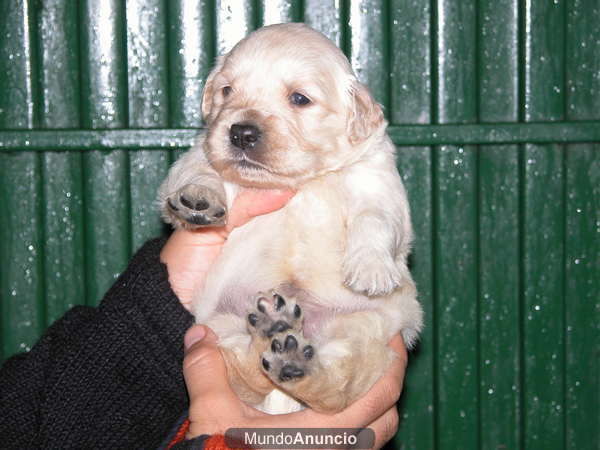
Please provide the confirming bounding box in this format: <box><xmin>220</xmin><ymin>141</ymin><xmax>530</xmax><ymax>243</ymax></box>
<box><xmin>262</xmin><ymin>358</ymin><xmax>270</xmax><ymax>370</ymax></box>
<box><xmin>266</xmin><ymin>320</ymin><xmax>291</xmax><ymax>338</ymax></box>
<box><xmin>257</xmin><ymin>299</ymin><xmax>267</xmax><ymax>314</ymax></box>
<box><xmin>180</xmin><ymin>195</ymin><xmax>209</xmax><ymax>211</ymax></box>
<box><xmin>303</xmin><ymin>345</ymin><xmax>314</xmax><ymax>360</ymax></box>
<box><xmin>271</xmin><ymin>338</ymin><xmax>282</xmax><ymax>353</ymax></box>
<box><xmin>187</xmin><ymin>215</ymin><xmax>211</xmax><ymax>225</ymax></box>
<box><xmin>279</xmin><ymin>364</ymin><xmax>304</xmax><ymax>382</ymax></box>
<box><xmin>284</xmin><ymin>335</ymin><xmax>298</xmax><ymax>351</ymax></box>
<box><xmin>248</xmin><ymin>313</ymin><xmax>258</xmax><ymax>327</ymax></box>
<box><xmin>167</xmin><ymin>198</ymin><xmax>179</xmax><ymax>211</ymax></box>
<box><xmin>275</xmin><ymin>294</ymin><xmax>286</xmax><ymax>311</ymax></box>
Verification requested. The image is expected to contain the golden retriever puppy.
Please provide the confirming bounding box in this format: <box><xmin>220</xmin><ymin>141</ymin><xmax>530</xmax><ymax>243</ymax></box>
<box><xmin>159</xmin><ymin>23</ymin><xmax>422</xmax><ymax>414</ymax></box>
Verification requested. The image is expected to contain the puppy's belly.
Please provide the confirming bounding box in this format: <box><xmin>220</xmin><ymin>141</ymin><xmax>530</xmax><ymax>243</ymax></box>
<box><xmin>197</xmin><ymin>190</ymin><xmax>378</xmax><ymax>335</ymax></box>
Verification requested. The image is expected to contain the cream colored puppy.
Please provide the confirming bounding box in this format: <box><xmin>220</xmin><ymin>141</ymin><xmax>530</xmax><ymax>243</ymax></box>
<box><xmin>159</xmin><ymin>23</ymin><xmax>422</xmax><ymax>414</ymax></box>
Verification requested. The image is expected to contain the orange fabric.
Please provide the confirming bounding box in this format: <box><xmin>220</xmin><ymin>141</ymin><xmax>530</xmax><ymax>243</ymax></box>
<box><xmin>205</xmin><ymin>434</ymin><xmax>251</xmax><ymax>450</ymax></box>
<box><xmin>167</xmin><ymin>418</ymin><xmax>190</xmax><ymax>449</ymax></box>
<box><xmin>168</xmin><ymin>426</ymin><xmax>250</xmax><ymax>450</ymax></box>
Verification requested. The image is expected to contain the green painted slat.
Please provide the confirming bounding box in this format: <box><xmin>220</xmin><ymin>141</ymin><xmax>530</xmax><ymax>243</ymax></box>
<box><xmin>37</xmin><ymin>0</ymin><xmax>86</xmax><ymax>325</ymax></box>
<box><xmin>564</xmin><ymin>2</ymin><xmax>600</xmax><ymax>448</ymax></box>
<box><xmin>1</xmin><ymin>122</ymin><xmax>599</xmax><ymax>152</ymax></box>
<box><xmin>478</xmin><ymin>146</ymin><xmax>521</xmax><ymax>446</ymax></box>
<box><xmin>477</xmin><ymin>1</ymin><xmax>521</xmax><ymax>448</ymax></box>
<box><xmin>168</xmin><ymin>0</ymin><xmax>213</xmax><ymax>128</ymax></box>
<box><xmin>389</xmin><ymin>1</ymin><xmax>434</xmax><ymax>449</ymax></box>
<box><xmin>347</xmin><ymin>0</ymin><xmax>389</xmax><ymax>110</ymax></box>
<box><xmin>564</xmin><ymin>145</ymin><xmax>600</xmax><ymax>450</ymax></box>
<box><xmin>303</xmin><ymin>0</ymin><xmax>343</xmax><ymax>48</ymax></box>
<box><xmin>394</xmin><ymin>147</ymin><xmax>435</xmax><ymax>450</ymax></box>
<box><xmin>390</xmin><ymin>0</ymin><xmax>431</xmax><ymax>126</ymax></box>
<box><xmin>80</xmin><ymin>0</ymin><xmax>130</xmax><ymax>306</ymax></box>
<box><xmin>126</xmin><ymin>0</ymin><xmax>170</xmax><ymax>252</ymax></box>
<box><xmin>0</xmin><ymin>0</ymin><xmax>44</xmax><ymax>362</ymax></box>
<box><xmin>215</xmin><ymin>0</ymin><xmax>255</xmax><ymax>55</ymax></box>
<box><xmin>258</xmin><ymin>0</ymin><xmax>301</xmax><ymax>25</ymax></box>
<box><xmin>522</xmin><ymin>1</ymin><xmax>567</xmax><ymax>448</ymax></box>
<box><xmin>434</xmin><ymin>0</ymin><xmax>479</xmax><ymax>448</ymax></box>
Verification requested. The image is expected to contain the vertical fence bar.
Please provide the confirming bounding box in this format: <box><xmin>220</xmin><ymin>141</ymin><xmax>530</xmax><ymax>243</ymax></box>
<box><xmin>564</xmin><ymin>1</ymin><xmax>600</xmax><ymax>448</ymax></box>
<box><xmin>433</xmin><ymin>0</ymin><xmax>479</xmax><ymax>448</ymax></box>
<box><xmin>0</xmin><ymin>0</ymin><xmax>44</xmax><ymax>361</ymax></box>
<box><xmin>347</xmin><ymin>0</ymin><xmax>389</xmax><ymax>110</ymax></box>
<box><xmin>389</xmin><ymin>0</ymin><xmax>435</xmax><ymax>448</ymax></box>
<box><xmin>258</xmin><ymin>0</ymin><xmax>302</xmax><ymax>26</ymax></box>
<box><xmin>215</xmin><ymin>0</ymin><xmax>256</xmax><ymax>55</ymax></box>
<box><xmin>126</xmin><ymin>0</ymin><xmax>170</xmax><ymax>252</ymax></box>
<box><xmin>168</xmin><ymin>0</ymin><xmax>214</xmax><ymax>130</ymax></box>
<box><xmin>37</xmin><ymin>0</ymin><xmax>86</xmax><ymax>325</ymax></box>
<box><xmin>303</xmin><ymin>0</ymin><xmax>344</xmax><ymax>48</ymax></box>
<box><xmin>477</xmin><ymin>0</ymin><xmax>522</xmax><ymax>448</ymax></box>
<box><xmin>80</xmin><ymin>0</ymin><xmax>130</xmax><ymax>306</ymax></box>
<box><xmin>521</xmin><ymin>0</ymin><xmax>567</xmax><ymax>448</ymax></box>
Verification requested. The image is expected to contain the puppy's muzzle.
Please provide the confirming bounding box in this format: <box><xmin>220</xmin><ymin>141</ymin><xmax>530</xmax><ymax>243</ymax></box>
<box><xmin>230</xmin><ymin>122</ymin><xmax>261</xmax><ymax>151</ymax></box>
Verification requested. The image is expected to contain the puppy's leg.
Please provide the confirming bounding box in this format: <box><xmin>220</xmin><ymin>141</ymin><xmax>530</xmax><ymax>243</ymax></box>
<box><xmin>342</xmin><ymin>142</ymin><xmax>413</xmax><ymax>296</ymax></box>
<box><xmin>206</xmin><ymin>314</ymin><xmax>274</xmax><ymax>406</ymax></box>
<box><xmin>220</xmin><ymin>347</ymin><xmax>275</xmax><ymax>405</ymax></box>
<box><xmin>158</xmin><ymin>141</ymin><xmax>228</xmax><ymax>229</ymax></box>
<box><xmin>247</xmin><ymin>292</ymin><xmax>394</xmax><ymax>413</ymax></box>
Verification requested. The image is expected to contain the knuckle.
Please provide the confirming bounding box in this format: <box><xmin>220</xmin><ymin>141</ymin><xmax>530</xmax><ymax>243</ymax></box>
<box><xmin>381</xmin><ymin>381</ymin><xmax>402</xmax><ymax>405</ymax></box>
<box><xmin>183</xmin><ymin>345</ymin><xmax>217</xmax><ymax>371</ymax></box>
<box><xmin>385</xmin><ymin>409</ymin><xmax>400</xmax><ymax>437</ymax></box>
<box><xmin>363</xmin><ymin>381</ymin><xmax>401</xmax><ymax>419</ymax></box>
<box><xmin>361</xmin><ymin>394</ymin><xmax>385</xmax><ymax>419</ymax></box>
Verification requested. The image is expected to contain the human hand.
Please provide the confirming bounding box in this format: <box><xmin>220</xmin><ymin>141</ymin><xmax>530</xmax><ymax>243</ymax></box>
<box><xmin>183</xmin><ymin>325</ymin><xmax>407</xmax><ymax>449</ymax></box>
<box><xmin>160</xmin><ymin>189</ymin><xmax>294</xmax><ymax>310</ymax></box>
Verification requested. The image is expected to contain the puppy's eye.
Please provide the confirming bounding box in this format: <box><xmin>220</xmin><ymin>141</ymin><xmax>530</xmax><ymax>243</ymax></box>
<box><xmin>222</xmin><ymin>86</ymin><xmax>232</xmax><ymax>97</ymax></box>
<box><xmin>290</xmin><ymin>92</ymin><xmax>311</xmax><ymax>106</ymax></box>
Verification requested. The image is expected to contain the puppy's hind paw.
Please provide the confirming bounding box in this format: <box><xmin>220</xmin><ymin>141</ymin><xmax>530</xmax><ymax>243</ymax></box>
<box><xmin>343</xmin><ymin>249</ymin><xmax>403</xmax><ymax>296</ymax></box>
<box><xmin>261</xmin><ymin>332</ymin><xmax>315</xmax><ymax>384</ymax></box>
<box><xmin>163</xmin><ymin>183</ymin><xmax>227</xmax><ymax>229</ymax></box>
<box><xmin>247</xmin><ymin>290</ymin><xmax>303</xmax><ymax>338</ymax></box>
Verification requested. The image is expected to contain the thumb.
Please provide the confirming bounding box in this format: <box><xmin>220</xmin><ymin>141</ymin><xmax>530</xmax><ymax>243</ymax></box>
<box><xmin>183</xmin><ymin>325</ymin><xmax>238</xmax><ymax>407</ymax></box>
<box><xmin>226</xmin><ymin>189</ymin><xmax>295</xmax><ymax>231</ymax></box>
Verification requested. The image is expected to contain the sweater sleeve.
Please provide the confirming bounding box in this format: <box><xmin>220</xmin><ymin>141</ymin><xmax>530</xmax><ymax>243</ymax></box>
<box><xmin>0</xmin><ymin>237</ymin><xmax>196</xmax><ymax>449</ymax></box>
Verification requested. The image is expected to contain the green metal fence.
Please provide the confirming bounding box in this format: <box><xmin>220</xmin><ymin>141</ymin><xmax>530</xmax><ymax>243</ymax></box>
<box><xmin>0</xmin><ymin>1</ymin><xmax>598</xmax><ymax>449</ymax></box>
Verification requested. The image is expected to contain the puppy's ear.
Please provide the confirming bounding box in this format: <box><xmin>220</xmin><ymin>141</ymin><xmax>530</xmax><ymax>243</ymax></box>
<box><xmin>347</xmin><ymin>81</ymin><xmax>385</xmax><ymax>145</ymax></box>
<box><xmin>201</xmin><ymin>56</ymin><xmax>225</xmax><ymax>124</ymax></box>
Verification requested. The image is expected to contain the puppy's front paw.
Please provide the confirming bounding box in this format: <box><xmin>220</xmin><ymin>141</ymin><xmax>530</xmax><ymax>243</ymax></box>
<box><xmin>343</xmin><ymin>248</ymin><xmax>403</xmax><ymax>296</ymax></box>
<box><xmin>247</xmin><ymin>291</ymin><xmax>303</xmax><ymax>338</ymax></box>
<box><xmin>163</xmin><ymin>184</ymin><xmax>227</xmax><ymax>229</ymax></box>
<box><xmin>261</xmin><ymin>332</ymin><xmax>315</xmax><ymax>383</ymax></box>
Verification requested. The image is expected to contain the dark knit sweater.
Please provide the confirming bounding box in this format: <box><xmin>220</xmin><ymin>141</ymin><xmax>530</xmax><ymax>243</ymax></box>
<box><xmin>0</xmin><ymin>237</ymin><xmax>209</xmax><ymax>449</ymax></box>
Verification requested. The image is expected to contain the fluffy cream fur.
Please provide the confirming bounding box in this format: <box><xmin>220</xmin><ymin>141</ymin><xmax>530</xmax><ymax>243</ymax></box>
<box><xmin>158</xmin><ymin>23</ymin><xmax>422</xmax><ymax>414</ymax></box>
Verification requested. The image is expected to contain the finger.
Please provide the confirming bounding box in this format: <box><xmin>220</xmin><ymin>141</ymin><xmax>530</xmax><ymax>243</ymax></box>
<box><xmin>227</xmin><ymin>189</ymin><xmax>295</xmax><ymax>230</ymax></box>
<box><xmin>183</xmin><ymin>325</ymin><xmax>240</xmax><ymax>410</ymax></box>
<box><xmin>365</xmin><ymin>406</ymin><xmax>400</xmax><ymax>449</ymax></box>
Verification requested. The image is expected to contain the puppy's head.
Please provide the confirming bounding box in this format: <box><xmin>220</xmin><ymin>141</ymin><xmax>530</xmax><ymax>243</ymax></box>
<box><xmin>202</xmin><ymin>23</ymin><xmax>385</xmax><ymax>188</ymax></box>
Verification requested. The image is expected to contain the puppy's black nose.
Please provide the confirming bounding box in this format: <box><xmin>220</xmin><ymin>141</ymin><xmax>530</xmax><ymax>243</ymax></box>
<box><xmin>230</xmin><ymin>123</ymin><xmax>261</xmax><ymax>150</ymax></box>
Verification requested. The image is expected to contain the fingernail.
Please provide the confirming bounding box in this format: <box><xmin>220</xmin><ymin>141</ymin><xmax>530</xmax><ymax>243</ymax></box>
<box><xmin>184</xmin><ymin>325</ymin><xmax>206</xmax><ymax>350</ymax></box>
